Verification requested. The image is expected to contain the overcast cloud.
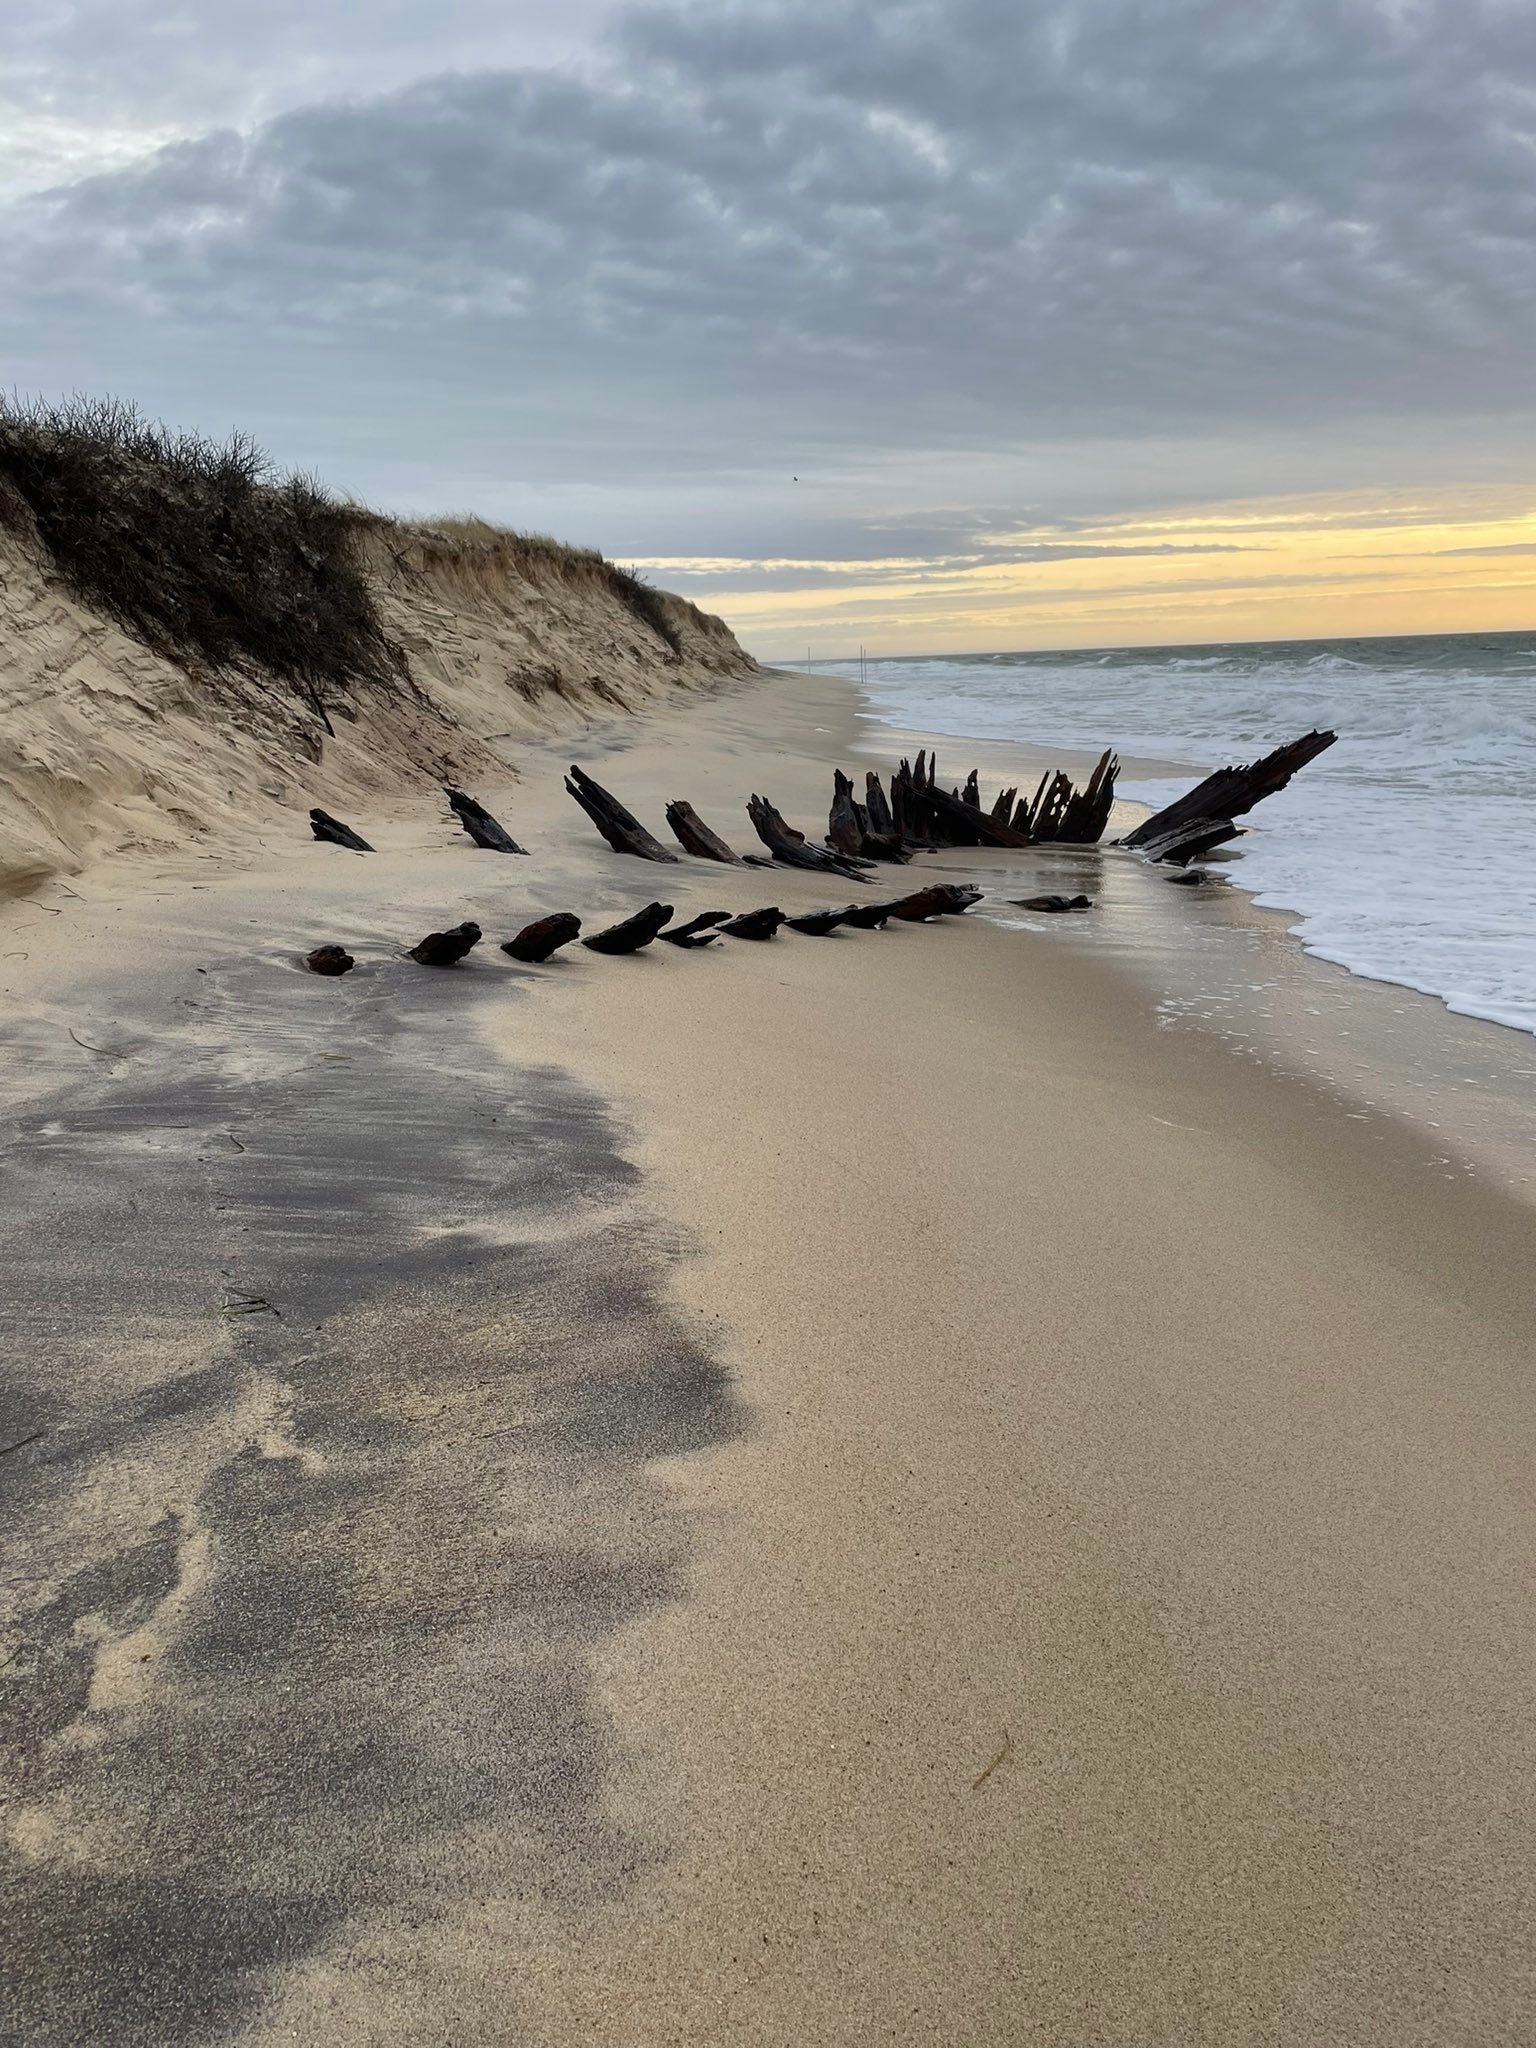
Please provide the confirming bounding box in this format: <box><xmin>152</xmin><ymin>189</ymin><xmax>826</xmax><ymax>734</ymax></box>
<box><xmin>3</xmin><ymin>0</ymin><xmax>1534</xmax><ymax>643</ymax></box>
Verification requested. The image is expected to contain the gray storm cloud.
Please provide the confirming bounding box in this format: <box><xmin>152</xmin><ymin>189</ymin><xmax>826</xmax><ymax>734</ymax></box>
<box><xmin>2</xmin><ymin>0</ymin><xmax>1534</xmax><ymax>565</ymax></box>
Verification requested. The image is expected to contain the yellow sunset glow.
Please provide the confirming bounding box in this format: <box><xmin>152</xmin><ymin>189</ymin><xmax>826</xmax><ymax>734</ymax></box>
<box><xmin>640</xmin><ymin>487</ymin><xmax>1536</xmax><ymax>658</ymax></box>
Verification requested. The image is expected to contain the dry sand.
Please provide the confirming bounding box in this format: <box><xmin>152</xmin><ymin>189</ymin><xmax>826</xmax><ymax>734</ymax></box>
<box><xmin>4</xmin><ymin>664</ymin><xmax>1534</xmax><ymax>2045</ymax></box>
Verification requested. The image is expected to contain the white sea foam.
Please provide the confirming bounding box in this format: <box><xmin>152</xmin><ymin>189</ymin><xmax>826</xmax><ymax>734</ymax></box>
<box><xmin>852</xmin><ymin>634</ymin><xmax>1536</xmax><ymax>1036</ymax></box>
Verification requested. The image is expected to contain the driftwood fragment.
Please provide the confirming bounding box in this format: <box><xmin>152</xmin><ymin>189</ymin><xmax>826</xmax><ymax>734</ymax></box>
<box><xmin>582</xmin><ymin>902</ymin><xmax>674</xmax><ymax>954</ymax></box>
<box><xmin>786</xmin><ymin>908</ymin><xmax>849</xmax><ymax>935</ymax></box>
<box><xmin>309</xmin><ymin>808</ymin><xmax>372</xmax><ymax>852</ymax></box>
<box><xmin>1123</xmin><ymin>730</ymin><xmax>1336</xmax><ymax>863</ymax></box>
<box><xmin>664</xmin><ymin>801</ymin><xmax>745</xmax><ymax>864</ymax></box>
<box><xmin>1013</xmin><ymin>894</ymin><xmax>1093</xmax><ymax>913</ymax></box>
<box><xmin>720</xmin><ymin>907</ymin><xmax>786</xmax><ymax>940</ymax></box>
<box><xmin>410</xmin><ymin>922</ymin><xmax>482</xmax><ymax>966</ymax></box>
<box><xmin>566</xmin><ymin>766</ymin><xmax>679</xmax><ymax>863</ymax></box>
<box><xmin>747</xmin><ymin>795</ymin><xmax>870</xmax><ymax>881</ymax></box>
<box><xmin>1167</xmin><ymin>868</ymin><xmax>1225</xmax><ymax>887</ymax></box>
<box><xmin>305</xmin><ymin>944</ymin><xmax>355</xmax><ymax>975</ymax></box>
<box><xmin>446</xmin><ymin>788</ymin><xmax>527</xmax><ymax>854</ymax></box>
<box><xmin>502</xmin><ymin>913</ymin><xmax>582</xmax><ymax>962</ymax></box>
<box><xmin>659</xmin><ymin>911</ymin><xmax>732</xmax><ymax>948</ymax></box>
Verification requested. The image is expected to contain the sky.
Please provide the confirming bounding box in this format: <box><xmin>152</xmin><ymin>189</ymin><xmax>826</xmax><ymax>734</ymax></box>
<box><xmin>4</xmin><ymin>0</ymin><xmax>1535</xmax><ymax>658</ymax></box>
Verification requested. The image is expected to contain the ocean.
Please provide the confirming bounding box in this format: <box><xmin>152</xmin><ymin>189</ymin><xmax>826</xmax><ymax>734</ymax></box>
<box><xmin>849</xmin><ymin>631</ymin><xmax>1536</xmax><ymax>1038</ymax></box>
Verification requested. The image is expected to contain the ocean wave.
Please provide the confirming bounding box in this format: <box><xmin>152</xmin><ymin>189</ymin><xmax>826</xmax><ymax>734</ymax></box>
<box><xmin>854</xmin><ymin>632</ymin><xmax>1536</xmax><ymax>1036</ymax></box>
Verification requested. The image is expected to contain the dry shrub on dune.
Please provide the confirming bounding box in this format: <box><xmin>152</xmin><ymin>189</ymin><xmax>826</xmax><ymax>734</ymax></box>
<box><xmin>0</xmin><ymin>394</ymin><xmax>401</xmax><ymax>727</ymax></box>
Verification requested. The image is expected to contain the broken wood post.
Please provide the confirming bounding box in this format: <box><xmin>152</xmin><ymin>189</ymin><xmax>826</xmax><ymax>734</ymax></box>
<box><xmin>304</xmin><ymin>944</ymin><xmax>355</xmax><ymax>975</ymax></box>
<box><xmin>309</xmin><ymin>808</ymin><xmax>372</xmax><ymax>851</ymax></box>
<box><xmin>659</xmin><ymin>911</ymin><xmax>732</xmax><ymax>947</ymax></box>
<box><xmin>1123</xmin><ymin>730</ymin><xmax>1336</xmax><ymax>863</ymax></box>
<box><xmin>786</xmin><ymin>907</ymin><xmax>849</xmax><ymax>934</ymax></box>
<box><xmin>720</xmin><ymin>907</ymin><xmax>786</xmax><ymax>940</ymax></box>
<box><xmin>410</xmin><ymin>921</ymin><xmax>482</xmax><ymax>966</ymax></box>
<box><xmin>565</xmin><ymin>766</ymin><xmax>679</xmax><ymax>862</ymax></box>
<box><xmin>446</xmin><ymin>787</ymin><xmax>528</xmax><ymax>854</ymax></box>
<box><xmin>501</xmin><ymin>913</ymin><xmax>582</xmax><ymax>962</ymax></box>
<box><xmin>747</xmin><ymin>794</ymin><xmax>872</xmax><ymax>880</ymax></box>
<box><xmin>664</xmin><ymin>801</ymin><xmax>746</xmax><ymax>864</ymax></box>
<box><xmin>582</xmin><ymin>902</ymin><xmax>675</xmax><ymax>953</ymax></box>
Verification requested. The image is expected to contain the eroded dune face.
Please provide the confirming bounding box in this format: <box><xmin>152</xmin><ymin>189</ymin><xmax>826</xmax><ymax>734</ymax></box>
<box><xmin>0</xmin><ymin>512</ymin><xmax>750</xmax><ymax>902</ymax></box>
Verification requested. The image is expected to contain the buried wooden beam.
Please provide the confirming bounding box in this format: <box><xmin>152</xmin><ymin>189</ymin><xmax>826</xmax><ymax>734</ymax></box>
<box><xmin>410</xmin><ymin>922</ymin><xmax>482</xmax><ymax>966</ymax></box>
<box><xmin>565</xmin><ymin>765</ymin><xmax>679</xmax><ymax>863</ymax></box>
<box><xmin>582</xmin><ymin>902</ymin><xmax>675</xmax><ymax>953</ymax></box>
<box><xmin>1122</xmin><ymin>729</ymin><xmax>1336</xmax><ymax>864</ymax></box>
<box><xmin>446</xmin><ymin>787</ymin><xmax>528</xmax><ymax>854</ymax></box>
<box><xmin>664</xmin><ymin>800</ymin><xmax>746</xmax><ymax>864</ymax></box>
<box><xmin>889</xmin><ymin>883</ymin><xmax>984</xmax><ymax>921</ymax></box>
<box><xmin>502</xmin><ymin>913</ymin><xmax>582</xmax><ymax>962</ymax></box>
<box><xmin>305</xmin><ymin>944</ymin><xmax>355</xmax><ymax>975</ymax></box>
<box><xmin>720</xmin><ymin>907</ymin><xmax>787</xmax><ymax>940</ymax></box>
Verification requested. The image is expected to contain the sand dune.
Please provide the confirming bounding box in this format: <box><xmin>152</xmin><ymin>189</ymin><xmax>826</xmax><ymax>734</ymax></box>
<box><xmin>0</xmin><ymin>509</ymin><xmax>750</xmax><ymax>900</ymax></box>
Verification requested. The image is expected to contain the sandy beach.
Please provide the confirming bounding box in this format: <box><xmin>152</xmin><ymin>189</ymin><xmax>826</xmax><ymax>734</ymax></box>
<box><xmin>4</xmin><ymin>662</ymin><xmax>1535</xmax><ymax>2045</ymax></box>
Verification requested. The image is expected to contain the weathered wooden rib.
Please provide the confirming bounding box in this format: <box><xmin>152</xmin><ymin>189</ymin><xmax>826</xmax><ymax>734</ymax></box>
<box><xmin>786</xmin><ymin>907</ymin><xmax>849</xmax><ymax>935</ymax></box>
<box><xmin>565</xmin><ymin>765</ymin><xmax>679</xmax><ymax>862</ymax></box>
<box><xmin>747</xmin><ymin>794</ymin><xmax>872</xmax><ymax>880</ymax></box>
<box><xmin>502</xmin><ymin>913</ymin><xmax>581</xmax><ymax>962</ymax></box>
<box><xmin>410</xmin><ymin>921</ymin><xmax>481</xmax><ymax>966</ymax></box>
<box><xmin>910</xmin><ymin>777</ymin><xmax>1034</xmax><ymax>849</ymax></box>
<box><xmin>445</xmin><ymin>787</ymin><xmax>527</xmax><ymax>853</ymax></box>
<box><xmin>582</xmin><ymin>902</ymin><xmax>675</xmax><ymax>953</ymax></box>
<box><xmin>1123</xmin><ymin>730</ymin><xmax>1336</xmax><ymax>863</ymax></box>
<box><xmin>664</xmin><ymin>800</ymin><xmax>746</xmax><ymax>864</ymax></box>
<box><xmin>865</xmin><ymin>772</ymin><xmax>897</xmax><ymax>839</ymax></box>
<box><xmin>309</xmin><ymin>807</ymin><xmax>372</xmax><ymax>852</ymax></box>
<box><xmin>1053</xmin><ymin>749</ymin><xmax>1119</xmax><ymax>843</ymax></box>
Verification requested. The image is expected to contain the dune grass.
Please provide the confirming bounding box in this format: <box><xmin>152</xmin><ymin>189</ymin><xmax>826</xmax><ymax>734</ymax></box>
<box><xmin>0</xmin><ymin>396</ymin><xmax>706</xmax><ymax>713</ymax></box>
<box><xmin>0</xmin><ymin>395</ymin><xmax>400</xmax><ymax>724</ymax></box>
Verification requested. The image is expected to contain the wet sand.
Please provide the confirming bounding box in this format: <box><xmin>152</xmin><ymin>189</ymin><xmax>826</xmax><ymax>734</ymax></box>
<box><xmin>4</xmin><ymin>665</ymin><xmax>1535</xmax><ymax>2044</ymax></box>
